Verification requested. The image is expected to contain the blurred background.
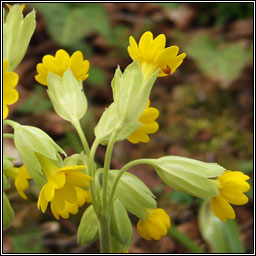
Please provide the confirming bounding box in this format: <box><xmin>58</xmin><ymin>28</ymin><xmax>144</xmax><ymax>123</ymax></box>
<box><xmin>3</xmin><ymin>2</ymin><xmax>253</xmax><ymax>253</ymax></box>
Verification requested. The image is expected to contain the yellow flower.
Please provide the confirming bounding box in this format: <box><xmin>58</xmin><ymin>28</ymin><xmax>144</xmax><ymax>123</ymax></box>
<box><xmin>128</xmin><ymin>31</ymin><xmax>186</xmax><ymax>79</ymax></box>
<box><xmin>127</xmin><ymin>100</ymin><xmax>159</xmax><ymax>144</ymax></box>
<box><xmin>5</xmin><ymin>165</ymin><xmax>32</xmax><ymax>199</ymax></box>
<box><xmin>3</xmin><ymin>59</ymin><xmax>19</xmax><ymax>119</ymax></box>
<box><xmin>35</xmin><ymin>49</ymin><xmax>90</xmax><ymax>86</ymax></box>
<box><xmin>36</xmin><ymin>154</ymin><xmax>93</xmax><ymax>219</ymax></box>
<box><xmin>210</xmin><ymin>171</ymin><xmax>250</xmax><ymax>222</ymax></box>
<box><xmin>5</xmin><ymin>3</ymin><xmax>26</xmax><ymax>11</ymax></box>
<box><xmin>137</xmin><ymin>208</ymin><xmax>171</xmax><ymax>240</ymax></box>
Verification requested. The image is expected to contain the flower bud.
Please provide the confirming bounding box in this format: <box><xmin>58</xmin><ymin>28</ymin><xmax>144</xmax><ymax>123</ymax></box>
<box><xmin>77</xmin><ymin>205</ymin><xmax>99</xmax><ymax>245</ymax></box>
<box><xmin>3</xmin><ymin>4</ymin><xmax>36</xmax><ymax>71</ymax></box>
<box><xmin>63</xmin><ymin>152</ymin><xmax>88</xmax><ymax>167</ymax></box>
<box><xmin>109</xmin><ymin>170</ymin><xmax>156</xmax><ymax>220</ymax></box>
<box><xmin>110</xmin><ymin>199</ymin><xmax>133</xmax><ymax>246</ymax></box>
<box><xmin>3</xmin><ymin>192</ymin><xmax>14</xmax><ymax>227</ymax></box>
<box><xmin>47</xmin><ymin>69</ymin><xmax>88</xmax><ymax>123</ymax></box>
<box><xmin>150</xmin><ymin>156</ymin><xmax>225</xmax><ymax>199</ymax></box>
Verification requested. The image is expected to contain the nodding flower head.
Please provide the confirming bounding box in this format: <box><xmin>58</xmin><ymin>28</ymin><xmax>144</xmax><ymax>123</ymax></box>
<box><xmin>36</xmin><ymin>153</ymin><xmax>93</xmax><ymax>219</ymax></box>
<box><xmin>137</xmin><ymin>208</ymin><xmax>171</xmax><ymax>240</ymax></box>
<box><xmin>210</xmin><ymin>170</ymin><xmax>250</xmax><ymax>222</ymax></box>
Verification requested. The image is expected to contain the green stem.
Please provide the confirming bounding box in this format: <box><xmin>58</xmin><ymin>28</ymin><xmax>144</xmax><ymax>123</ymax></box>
<box><xmin>98</xmin><ymin>216</ymin><xmax>111</xmax><ymax>253</ymax></box>
<box><xmin>102</xmin><ymin>131</ymin><xmax>117</xmax><ymax>212</ymax></box>
<box><xmin>71</xmin><ymin>119</ymin><xmax>90</xmax><ymax>157</ymax></box>
<box><xmin>108</xmin><ymin>158</ymin><xmax>153</xmax><ymax>205</ymax></box>
<box><xmin>3</xmin><ymin>133</ymin><xmax>14</xmax><ymax>139</ymax></box>
<box><xmin>3</xmin><ymin>119</ymin><xmax>19</xmax><ymax>129</ymax></box>
<box><xmin>94</xmin><ymin>168</ymin><xmax>104</xmax><ymax>206</ymax></box>
<box><xmin>168</xmin><ymin>225</ymin><xmax>206</xmax><ymax>253</ymax></box>
<box><xmin>97</xmin><ymin>132</ymin><xmax>117</xmax><ymax>253</ymax></box>
<box><xmin>88</xmin><ymin>139</ymin><xmax>101</xmax><ymax>215</ymax></box>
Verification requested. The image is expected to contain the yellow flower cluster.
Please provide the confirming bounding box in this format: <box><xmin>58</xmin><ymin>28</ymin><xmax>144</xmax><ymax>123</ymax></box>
<box><xmin>35</xmin><ymin>49</ymin><xmax>90</xmax><ymax>86</ymax></box>
<box><xmin>128</xmin><ymin>31</ymin><xmax>186</xmax><ymax>80</ymax></box>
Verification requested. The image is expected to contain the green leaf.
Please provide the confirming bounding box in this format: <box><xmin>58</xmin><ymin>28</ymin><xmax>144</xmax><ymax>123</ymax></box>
<box><xmin>185</xmin><ymin>34</ymin><xmax>252</xmax><ymax>86</ymax></box>
<box><xmin>17</xmin><ymin>87</ymin><xmax>52</xmax><ymax>115</ymax></box>
<box><xmin>30</xmin><ymin>3</ymin><xmax>110</xmax><ymax>47</ymax></box>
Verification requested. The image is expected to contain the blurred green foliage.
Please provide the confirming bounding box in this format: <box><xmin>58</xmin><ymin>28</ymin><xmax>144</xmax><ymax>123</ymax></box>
<box><xmin>30</xmin><ymin>3</ymin><xmax>110</xmax><ymax>54</ymax></box>
<box><xmin>17</xmin><ymin>86</ymin><xmax>52</xmax><ymax>115</ymax></box>
<box><xmin>10</xmin><ymin>226</ymin><xmax>43</xmax><ymax>253</ymax></box>
<box><xmin>196</xmin><ymin>3</ymin><xmax>253</xmax><ymax>26</ymax></box>
<box><xmin>168</xmin><ymin>84</ymin><xmax>252</xmax><ymax>160</ymax></box>
<box><xmin>172</xmin><ymin>31</ymin><xmax>252</xmax><ymax>86</ymax></box>
<box><xmin>186</xmin><ymin>34</ymin><xmax>252</xmax><ymax>85</ymax></box>
<box><xmin>168</xmin><ymin>191</ymin><xmax>194</xmax><ymax>207</ymax></box>
<box><xmin>157</xmin><ymin>3</ymin><xmax>180</xmax><ymax>9</ymax></box>
<box><xmin>87</xmin><ymin>66</ymin><xmax>106</xmax><ymax>86</ymax></box>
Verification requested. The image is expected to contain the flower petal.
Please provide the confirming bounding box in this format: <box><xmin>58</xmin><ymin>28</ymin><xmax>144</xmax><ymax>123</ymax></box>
<box><xmin>210</xmin><ymin>196</ymin><xmax>235</xmax><ymax>222</ymax></box>
<box><xmin>139</xmin><ymin>31</ymin><xmax>153</xmax><ymax>57</ymax></box>
<box><xmin>43</xmin><ymin>182</ymin><xmax>55</xmax><ymax>201</ymax></box>
<box><xmin>38</xmin><ymin>188</ymin><xmax>48</xmax><ymax>213</ymax></box>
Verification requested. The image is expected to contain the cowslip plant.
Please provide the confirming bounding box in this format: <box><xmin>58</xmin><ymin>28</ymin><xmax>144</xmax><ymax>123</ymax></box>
<box><xmin>2</xmin><ymin>4</ymin><xmax>250</xmax><ymax>253</ymax></box>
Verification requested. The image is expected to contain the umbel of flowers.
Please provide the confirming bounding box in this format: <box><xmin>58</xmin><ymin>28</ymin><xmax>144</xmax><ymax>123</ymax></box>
<box><xmin>3</xmin><ymin>4</ymin><xmax>250</xmax><ymax>254</ymax></box>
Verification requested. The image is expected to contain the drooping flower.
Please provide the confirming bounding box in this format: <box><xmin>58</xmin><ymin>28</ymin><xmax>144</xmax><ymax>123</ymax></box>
<box><xmin>127</xmin><ymin>100</ymin><xmax>159</xmax><ymax>143</ymax></box>
<box><xmin>210</xmin><ymin>171</ymin><xmax>250</xmax><ymax>222</ymax></box>
<box><xmin>3</xmin><ymin>59</ymin><xmax>19</xmax><ymax>119</ymax></box>
<box><xmin>36</xmin><ymin>153</ymin><xmax>93</xmax><ymax>219</ymax></box>
<box><xmin>35</xmin><ymin>49</ymin><xmax>90</xmax><ymax>86</ymax></box>
<box><xmin>4</xmin><ymin>165</ymin><xmax>32</xmax><ymax>199</ymax></box>
<box><xmin>137</xmin><ymin>208</ymin><xmax>171</xmax><ymax>240</ymax></box>
<box><xmin>128</xmin><ymin>31</ymin><xmax>186</xmax><ymax>79</ymax></box>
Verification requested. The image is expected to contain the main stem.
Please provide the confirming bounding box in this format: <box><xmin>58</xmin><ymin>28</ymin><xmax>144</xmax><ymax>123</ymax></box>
<box><xmin>98</xmin><ymin>215</ymin><xmax>111</xmax><ymax>253</ymax></box>
<box><xmin>99</xmin><ymin>131</ymin><xmax>117</xmax><ymax>253</ymax></box>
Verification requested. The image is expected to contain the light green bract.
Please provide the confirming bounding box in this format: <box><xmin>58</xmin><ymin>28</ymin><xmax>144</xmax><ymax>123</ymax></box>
<box><xmin>3</xmin><ymin>192</ymin><xmax>14</xmax><ymax>227</ymax></box>
<box><xmin>109</xmin><ymin>170</ymin><xmax>156</xmax><ymax>220</ymax></box>
<box><xmin>77</xmin><ymin>205</ymin><xmax>99</xmax><ymax>245</ymax></box>
<box><xmin>149</xmin><ymin>156</ymin><xmax>225</xmax><ymax>199</ymax></box>
<box><xmin>94</xmin><ymin>61</ymin><xmax>159</xmax><ymax>144</ymax></box>
<box><xmin>3</xmin><ymin>4</ymin><xmax>36</xmax><ymax>71</ymax></box>
<box><xmin>11</xmin><ymin>121</ymin><xmax>66</xmax><ymax>187</ymax></box>
<box><xmin>47</xmin><ymin>69</ymin><xmax>88</xmax><ymax>123</ymax></box>
<box><xmin>110</xmin><ymin>199</ymin><xmax>133</xmax><ymax>246</ymax></box>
